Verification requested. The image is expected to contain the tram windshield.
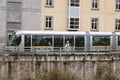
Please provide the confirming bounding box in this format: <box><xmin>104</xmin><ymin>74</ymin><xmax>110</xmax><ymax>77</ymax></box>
<box><xmin>10</xmin><ymin>33</ymin><xmax>21</xmax><ymax>46</ymax></box>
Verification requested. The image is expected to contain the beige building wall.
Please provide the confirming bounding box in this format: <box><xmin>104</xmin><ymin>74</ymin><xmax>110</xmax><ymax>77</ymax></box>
<box><xmin>80</xmin><ymin>0</ymin><xmax>120</xmax><ymax>32</ymax></box>
<box><xmin>81</xmin><ymin>0</ymin><xmax>120</xmax><ymax>32</ymax></box>
<box><xmin>40</xmin><ymin>0</ymin><xmax>68</xmax><ymax>31</ymax></box>
<box><xmin>40</xmin><ymin>0</ymin><xmax>120</xmax><ymax>32</ymax></box>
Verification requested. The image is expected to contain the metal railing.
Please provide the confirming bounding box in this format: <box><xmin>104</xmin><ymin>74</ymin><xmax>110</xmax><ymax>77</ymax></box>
<box><xmin>1</xmin><ymin>46</ymin><xmax>120</xmax><ymax>62</ymax></box>
<box><xmin>3</xmin><ymin>46</ymin><xmax>114</xmax><ymax>53</ymax></box>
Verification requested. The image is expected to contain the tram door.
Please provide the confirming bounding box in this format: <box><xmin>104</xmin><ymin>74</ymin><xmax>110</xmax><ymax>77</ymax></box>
<box><xmin>24</xmin><ymin>35</ymin><xmax>31</xmax><ymax>52</ymax></box>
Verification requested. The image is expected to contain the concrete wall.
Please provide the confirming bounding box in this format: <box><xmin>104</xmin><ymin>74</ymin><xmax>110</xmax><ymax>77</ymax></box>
<box><xmin>22</xmin><ymin>0</ymin><xmax>41</xmax><ymax>30</ymax></box>
<box><xmin>0</xmin><ymin>0</ymin><xmax>6</xmax><ymax>47</ymax></box>
<box><xmin>0</xmin><ymin>55</ymin><xmax>119</xmax><ymax>80</ymax></box>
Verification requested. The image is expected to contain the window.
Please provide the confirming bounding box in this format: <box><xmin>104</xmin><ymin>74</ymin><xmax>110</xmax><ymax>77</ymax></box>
<box><xmin>118</xmin><ymin>36</ymin><xmax>120</xmax><ymax>45</ymax></box>
<box><xmin>45</xmin><ymin>16</ymin><xmax>53</xmax><ymax>29</ymax></box>
<box><xmin>115</xmin><ymin>19</ymin><xmax>120</xmax><ymax>31</ymax></box>
<box><xmin>70</xmin><ymin>0</ymin><xmax>79</xmax><ymax>7</ymax></box>
<box><xmin>116</xmin><ymin>0</ymin><xmax>120</xmax><ymax>10</ymax></box>
<box><xmin>93</xmin><ymin>36</ymin><xmax>110</xmax><ymax>46</ymax></box>
<box><xmin>70</xmin><ymin>18</ymin><xmax>79</xmax><ymax>30</ymax></box>
<box><xmin>24</xmin><ymin>35</ymin><xmax>31</xmax><ymax>47</ymax></box>
<box><xmin>45</xmin><ymin>0</ymin><xmax>53</xmax><ymax>7</ymax></box>
<box><xmin>65</xmin><ymin>35</ymin><xmax>74</xmax><ymax>46</ymax></box>
<box><xmin>11</xmin><ymin>35</ymin><xmax>21</xmax><ymax>46</ymax></box>
<box><xmin>7</xmin><ymin>2</ymin><xmax>21</xmax><ymax>22</ymax></box>
<box><xmin>7</xmin><ymin>22</ymin><xmax>21</xmax><ymax>30</ymax></box>
<box><xmin>91</xmin><ymin>18</ymin><xmax>99</xmax><ymax>30</ymax></box>
<box><xmin>92</xmin><ymin>0</ymin><xmax>99</xmax><ymax>9</ymax></box>
<box><xmin>32</xmin><ymin>35</ymin><xmax>52</xmax><ymax>46</ymax></box>
<box><xmin>75</xmin><ymin>36</ymin><xmax>84</xmax><ymax>47</ymax></box>
<box><xmin>54</xmin><ymin>35</ymin><xmax>63</xmax><ymax>47</ymax></box>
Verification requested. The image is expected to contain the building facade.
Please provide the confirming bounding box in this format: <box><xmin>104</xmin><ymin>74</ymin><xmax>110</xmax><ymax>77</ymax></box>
<box><xmin>0</xmin><ymin>0</ymin><xmax>120</xmax><ymax>46</ymax></box>
<box><xmin>41</xmin><ymin>0</ymin><xmax>120</xmax><ymax>32</ymax></box>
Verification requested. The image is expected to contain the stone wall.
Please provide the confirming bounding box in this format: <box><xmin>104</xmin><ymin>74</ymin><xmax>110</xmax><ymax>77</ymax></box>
<box><xmin>0</xmin><ymin>61</ymin><xmax>119</xmax><ymax>80</ymax></box>
<box><xmin>0</xmin><ymin>54</ymin><xmax>120</xmax><ymax>80</ymax></box>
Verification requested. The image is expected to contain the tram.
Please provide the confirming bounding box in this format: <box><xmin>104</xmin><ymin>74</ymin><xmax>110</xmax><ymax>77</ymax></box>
<box><xmin>8</xmin><ymin>30</ymin><xmax>120</xmax><ymax>52</ymax></box>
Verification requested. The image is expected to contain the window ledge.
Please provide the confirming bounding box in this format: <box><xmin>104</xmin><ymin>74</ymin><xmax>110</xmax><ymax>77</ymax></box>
<box><xmin>91</xmin><ymin>8</ymin><xmax>99</xmax><ymax>10</ymax></box>
<box><xmin>91</xmin><ymin>29</ymin><xmax>99</xmax><ymax>31</ymax></box>
<box><xmin>44</xmin><ymin>28</ymin><xmax>53</xmax><ymax>30</ymax></box>
<box><xmin>45</xmin><ymin>5</ymin><xmax>54</xmax><ymax>8</ymax></box>
<box><xmin>115</xmin><ymin>30</ymin><xmax>120</xmax><ymax>32</ymax></box>
<box><xmin>115</xmin><ymin>9</ymin><xmax>120</xmax><ymax>12</ymax></box>
<box><xmin>67</xmin><ymin>28</ymin><xmax>79</xmax><ymax>31</ymax></box>
<box><xmin>7</xmin><ymin>20</ymin><xmax>21</xmax><ymax>23</ymax></box>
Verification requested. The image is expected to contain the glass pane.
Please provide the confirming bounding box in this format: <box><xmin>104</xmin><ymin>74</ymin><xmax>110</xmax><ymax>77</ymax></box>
<box><xmin>25</xmin><ymin>35</ymin><xmax>31</xmax><ymax>47</ymax></box>
<box><xmin>118</xmin><ymin>36</ymin><xmax>120</xmax><ymax>45</ymax></box>
<box><xmin>75</xmin><ymin>36</ymin><xmax>84</xmax><ymax>47</ymax></box>
<box><xmin>41</xmin><ymin>35</ymin><xmax>52</xmax><ymax>46</ymax></box>
<box><xmin>32</xmin><ymin>35</ymin><xmax>52</xmax><ymax>46</ymax></box>
<box><xmin>32</xmin><ymin>35</ymin><xmax>41</xmax><ymax>46</ymax></box>
<box><xmin>65</xmin><ymin>35</ymin><xmax>74</xmax><ymax>46</ymax></box>
<box><xmin>54</xmin><ymin>35</ymin><xmax>63</xmax><ymax>47</ymax></box>
<box><xmin>7</xmin><ymin>22</ymin><xmax>21</xmax><ymax>30</ymax></box>
<box><xmin>11</xmin><ymin>35</ymin><xmax>21</xmax><ymax>46</ymax></box>
<box><xmin>93</xmin><ymin>36</ymin><xmax>110</xmax><ymax>46</ymax></box>
<box><xmin>7</xmin><ymin>2</ymin><xmax>21</xmax><ymax>22</ymax></box>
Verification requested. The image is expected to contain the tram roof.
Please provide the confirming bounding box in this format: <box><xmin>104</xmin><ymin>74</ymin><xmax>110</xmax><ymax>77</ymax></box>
<box><xmin>115</xmin><ymin>32</ymin><xmax>120</xmax><ymax>35</ymax></box>
<box><xmin>16</xmin><ymin>30</ymin><xmax>86</xmax><ymax>35</ymax></box>
<box><xmin>16</xmin><ymin>30</ymin><xmax>114</xmax><ymax>36</ymax></box>
<box><xmin>89</xmin><ymin>32</ymin><xmax>112</xmax><ymax>35</ymax></box>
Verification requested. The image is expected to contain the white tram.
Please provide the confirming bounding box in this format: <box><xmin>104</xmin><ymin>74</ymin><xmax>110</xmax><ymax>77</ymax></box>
<box><xmin>8</xmin><ymin>30</ymin><xmax>120</xmax><ymax>52</ymax></box>
<box><xmin>9</xmin><ymin>30</ymin><xmax>86</xmax><ymax>52</ymax></box>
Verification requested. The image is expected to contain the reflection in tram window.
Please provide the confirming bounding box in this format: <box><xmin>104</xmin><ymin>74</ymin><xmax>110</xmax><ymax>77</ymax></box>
<box><xmin>32</xmin><ymin>35</ymin><xmax>52</xmax><ymax>46</ymax></box>
<box><xmin>75</xmin><ymin>36</ymin><xmax>84</xmax><ymax>47</ymax></box>
<box><xmin>118</xmin><ymin>36</ymin><xmax>120</xmax><ymax>46</ymax></box>
<box><xmin>54</xmin><ymin>35</ymin><xmax>63</xmax><ymax>47</ymax></box>
<box><xmin>93</xmin><ymin>36</ymin><xmax>110</xmax><ymax>46</ymax></box>
<box><xmin>65</xmin><ymin>35</ymin><xmax>74</xmax><ymax>46</ymax></box>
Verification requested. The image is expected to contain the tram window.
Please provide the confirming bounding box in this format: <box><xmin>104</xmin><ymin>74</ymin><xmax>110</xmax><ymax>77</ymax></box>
<box><xmin>32</xmin><ymin>35</ymin><xmax>41</xmax><ymax>46</ymax></box>
<box><xmin>65</xmin><ymin>35</ymin><xmax>74</xmax><ymax>46</ymax></box>
<box><xmin>25</xmin><ymin>35</ymin><xmax>31</xmax><ymax>47</ymax></box>
<box><xmin>11</xmin><ymin>35</ymin><xmax>21</xmax><ymax>46</ymax></box>
<box><xmin>75</xmin><ymin>36</ymin><xmax>84</xmax><ymax>47</ymax></box>
<box><xmin>93</xmin><ymin>36</ymin><xmax>110</xmax><ymax>46</ymax></box>
<box><xmin>54</xmin><ymin>35</ymin><xmax>63</xmax><ymax>47</ymax></box>
<box><xmin>118</xmin><ymin>36</ymin><xmax>120</xmax><ymax>46</ymax></box>
<box><xmin>32</xmin><ymin>35</ymin><xmax>52</xmax><ymax>46</ymax></box>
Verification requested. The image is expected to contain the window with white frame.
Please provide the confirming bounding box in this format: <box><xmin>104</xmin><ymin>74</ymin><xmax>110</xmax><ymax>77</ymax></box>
<box><xmin>115</xmin><ymin>19</ymin><xmax>120</xmax><ymax>31</ymax></box>
<box><xmin>116</xmin><ymin>0</ymin><xmax>120</xmax><ymax>10</ymax></box>
<box><xmin>45</xmin><ymin>0</ymin><xmax>53</xmax><ymax>7</ymax></box>
<box><xmin>91</xmin><ymin>18</ymin><xmax>98</xmax><ymax>30</ymax></box>
<box><xmin>45</xmin><ymin>16</ymin><xmax>53</xmax><ymax>29</ymax></box>
<box><xmin>70</xmin><ymin>0</ymin><xmax>79</xmax><ymax>7</ymax></box>
<box><xmin>70</xmin><ymin>18</ymin><xmax>79</xmax><ymax>29</ymax></box>
<box><xmin>92</xmin><ymin>0</ymin><xmax>99</xmax><ymax>9</ymax></box>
